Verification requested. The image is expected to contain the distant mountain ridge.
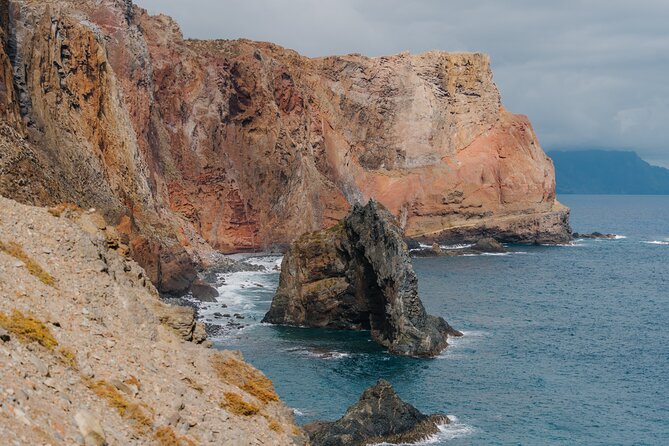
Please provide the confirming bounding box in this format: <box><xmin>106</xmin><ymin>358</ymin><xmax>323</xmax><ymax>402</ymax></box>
<box><xmin>549</xmin><ymin>150</ymin><xmax>669</xmax><ymax>195</ymax></box>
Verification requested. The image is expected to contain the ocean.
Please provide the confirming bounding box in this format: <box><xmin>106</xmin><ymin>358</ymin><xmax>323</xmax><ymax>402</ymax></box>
<box><xmin>200</xmin><ymin>195</ymin><xmax>669</xmax><ymax>445</ymax></box>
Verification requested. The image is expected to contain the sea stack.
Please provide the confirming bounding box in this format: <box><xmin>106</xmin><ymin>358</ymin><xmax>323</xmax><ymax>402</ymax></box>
<box><xmin>263</xmin><ymin>200</ymin><xmax>461</xmax><ymax>357</ymax></box>
<box><xmin>304</xmin><ymin>379</ymin><xmax>449</xmax><ymax>446</ymax></box>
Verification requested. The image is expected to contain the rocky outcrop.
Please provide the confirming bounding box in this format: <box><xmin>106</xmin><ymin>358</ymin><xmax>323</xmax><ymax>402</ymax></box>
<box><xmin>0</xmin><ymin>0</ymin><xmax>570</xmax><ymax>295</ymax></box>
<box><xmin>472</xmin><ymin>237</ymin><xmax>506</xmax><ymax>252</ymax></box>
<box><xmin>0</xmin><ymin>195</ymin><xmax>306</xmax><ymax>445</ymax></box>
<box><xmin>304</xmin><ymin>379</ymin><xmax>448</xmax><ymax>446</ymax></box>
<box><xmin>263</xmin><ymin>200</ymin><xmax>461</xmax><ymax>357</ymax></box>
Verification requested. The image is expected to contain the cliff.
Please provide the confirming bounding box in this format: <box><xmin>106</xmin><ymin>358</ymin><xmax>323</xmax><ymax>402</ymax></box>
<box><xmin>0</xmin><ymin>0</ymin><xmax>570</xmax><ymax>294</ymax></box>
<box><xmin>263</xmin><ymin>200</ymin><xmax>461</xmax><ymax>357</ymax></box>
<box><xmin>0</xmin><ymin>196</ymin><xmax>306</xmax><ymax>445</ymax></box>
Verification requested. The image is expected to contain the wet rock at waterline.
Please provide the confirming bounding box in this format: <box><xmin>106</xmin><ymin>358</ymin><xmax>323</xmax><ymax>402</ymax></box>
<box><xmin>262</xmin><ymin>200</ymin><xmax>461</xmax><ymax>357</ymax></box>
<box><xmin>411</xmin><ymin>236</ymin><xmax>507</xmax><ymax>257</ymax></box>
<box><xmin>304</xmin><ymin>379</ymin><xmax>448</xmax><ymax>446</ymax></box>
<box><xmin>471</xmin><ymin>237</ymin><xmax>506</xmax><ymax>253</ymax></box>
<box><xmin>190</xmin><ymin>277</ymin><xmax>219</xmax><ymax>302</ymax></box>
<box><xmin>572</xmin><ymin>232</ymin><xmax>617</xmax><ymax>239</ymax></box>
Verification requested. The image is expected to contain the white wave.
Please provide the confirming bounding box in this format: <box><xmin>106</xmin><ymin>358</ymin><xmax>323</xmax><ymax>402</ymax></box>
<box><xmin>614</xmin><ymin>235</ymin><xmax>627</xmax><ymax>239</ymax></box>
<box><xmin>462</xmin><ymin>252</ymin><xmax>510</xmax><ymax>257</ymax></box>
<box><xmin>413</xmin><ymin>243</ymin><xmax>473</xmax><ymax>251</ymax></box>
<box><xmin>371</xmin><ymin>417</ymin><xmax>475</xmax><ymax>445</ymax></box>
<box><xmin>287</xmin><ymin>347</ymin><xmax>351</xmax><ymax>360</ymax></box>
<box><xmin>438</xmin><ymin>331</ymin><xmax>487</xmax><ymax>360</ymax></box>
<box><xmin>642</xmin><ymin>240</ymin><xmax>669</xmax><ymax>245</ymax></box>
<box><xmin>436</xmin><ymin>417</ymin><xmax>477</xmax><ymax>441</ymax></box>
<box><xmin>292</xmin><ymin>408</ymin><xmax>305</xmax><ymax>416</ymax></box>
<box><xmin>551</xmin><ymin>242</ymin><xmax>586</xmax><ymax>247</ymax></box>
<box><xmin>440</xmin><ymin>243</ymin><xmax>473</xmax><ymax>250</ymax></box>
<box><xmin>244</xmin><ymin>255</ymin><xmax>283</xmax><ymax>270</ymax></box>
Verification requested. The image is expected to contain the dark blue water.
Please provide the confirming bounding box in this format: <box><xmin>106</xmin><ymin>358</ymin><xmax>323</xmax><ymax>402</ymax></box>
<box><xmin>208</xmin><ymin>195</ymin><xmax>669</xmax><ymax>445</ymax></box>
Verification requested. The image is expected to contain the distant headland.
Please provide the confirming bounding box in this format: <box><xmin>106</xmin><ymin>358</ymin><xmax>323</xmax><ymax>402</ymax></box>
<box><xmin>549</xmin><ymin>150</ymin><xmax>669</xmax><ymax>195</ymax></box>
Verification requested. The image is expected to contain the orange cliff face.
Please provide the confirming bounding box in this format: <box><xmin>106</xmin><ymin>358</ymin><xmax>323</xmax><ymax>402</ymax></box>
<box><xmin>0</xmin><ymin>0</ymin><xmax>570</xmax><ymax>293</ymax></box>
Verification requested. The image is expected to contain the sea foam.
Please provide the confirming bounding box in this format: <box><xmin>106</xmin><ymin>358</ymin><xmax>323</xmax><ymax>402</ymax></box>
<box><xmin>642</xmin><ymin>240</ymin><xmax>669</xmax><ymax>245</ymax></box>
<box><xmin>370</xmin><ymin>416</ymin><xmax>475</xmax><ymax>445</ymax></box>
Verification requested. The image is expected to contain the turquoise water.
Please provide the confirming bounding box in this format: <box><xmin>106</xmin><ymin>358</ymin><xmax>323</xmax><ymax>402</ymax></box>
<box><xmin>205</xmin><ymin>195</ymin><xmax>669</xmax><ymax>445</ymax></box>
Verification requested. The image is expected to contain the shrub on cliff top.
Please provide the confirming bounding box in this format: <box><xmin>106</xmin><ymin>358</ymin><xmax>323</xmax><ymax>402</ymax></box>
<box><xmin>0</xmin><ymin>240</ymin><xmax>56</xmax><ymax>286</ymax></box>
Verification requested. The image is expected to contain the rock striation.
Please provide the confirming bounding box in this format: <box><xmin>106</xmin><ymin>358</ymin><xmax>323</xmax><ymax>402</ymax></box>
<box><xmin>263</xmin><ymin>200</ymin><xmax>461</xmax><ymax>357</ymax></box>
<box><xmin>304</xmin><ymin>379</ymin><xmax>448</xmax><ymax>446</ymax></box>
<box><xmin>0</xmin><ymin>0</ymin><xmax>570</xmax><ymax>295</ymax></box>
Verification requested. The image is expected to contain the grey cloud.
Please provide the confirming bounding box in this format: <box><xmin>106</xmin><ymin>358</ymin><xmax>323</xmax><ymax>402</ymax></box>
<box><xmin>134</xmin><ymin>0</ymin><xmax>669</xmax><ymax>166</ymax></box>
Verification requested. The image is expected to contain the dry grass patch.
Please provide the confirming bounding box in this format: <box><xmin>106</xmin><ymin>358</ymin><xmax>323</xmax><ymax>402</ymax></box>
<box><xmin>0</xmin><ymin>310</ymin><xmax>58</xmax><ymax>349</ymax></box>
<box><xmin>124</xmin><ymin>375</ymin><xmax>142</xmax><ymax>390</ymax></box>
<box><xmin>47</xmin><ymin>202</ymin><xmax>80</xmax><ymax>218</ymax></box>
<box><xmin>0</xmin><ymin>240</ymin><xmax>56</xmax><ymax>286</ymax></box>
<box><xmin>58</xmin><ymin>346</ymin><xmax>78</xmax><ymax>369</ymax></box>
<box><xmin>88</xmin><ymin>380</ymin><xmax>153</xmax><ymax>434</ymax></box>
<box><xmin>211</xmin><ymin>353</ymin><xmax>279</xmax><ymax>404</ymax></box>
<box><xmin>268</xmin><ymin>418</ymin><xmax>283</xmax><ymax>433</ymax></box>
<box><xmin>220</xmin><ymin>392</ymin><xmax>260</xmax><ymax>416</ymax></box>
<box><xmin>154</xmin><ymin>426</ymin><xmax>196</xmax><ymax>446</ymax></box>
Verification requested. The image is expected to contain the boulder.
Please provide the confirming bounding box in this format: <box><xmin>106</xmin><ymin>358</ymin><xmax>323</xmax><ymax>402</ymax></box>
<box><xmin>74</xmin><ymin>410</ymin><xmax>106</xmax><ymax>446</ymax></box>
<box><xmin>158</xmin><ymin>305</ymin><xmax>207</xmax><ymax>343</ymax></box>
<box><xmin>190</xmin><ymin>278</ymin><xmax>219</xmax><ymax>302</ymax></box>
<box><xmin>304</xmin><ymin>379</ymin><xmax>448</xmax><ymax>446</ymax></box>
<box><xmin>0</xmin><ymin>326</ymin><xmax>9</xmax><ymax>342</ymax></box>
<box><xmin>263</xmin><ymin>200</ymin><xmax>461</xmax><ymax>357</ymax></box>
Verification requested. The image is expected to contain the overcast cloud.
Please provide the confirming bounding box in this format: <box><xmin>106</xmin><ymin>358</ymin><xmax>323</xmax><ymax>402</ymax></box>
<box><xmin>134</xmin><ymin>0</ymin><xmax>669</xmax><ymax>166</ymax></box>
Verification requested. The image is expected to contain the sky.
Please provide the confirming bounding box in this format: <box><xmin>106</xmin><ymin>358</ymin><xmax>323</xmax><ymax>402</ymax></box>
<box><xmin>134</xmin><ymin>0</ymin><xmax>669</xmax><ymax>167</ymax></box>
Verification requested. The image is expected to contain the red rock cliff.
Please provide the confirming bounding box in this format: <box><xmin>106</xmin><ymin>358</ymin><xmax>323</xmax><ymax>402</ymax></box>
<box><xmin>0</xmin><ymin>0</ymin><xmax>570</xmax><ymax>293</ymax></box>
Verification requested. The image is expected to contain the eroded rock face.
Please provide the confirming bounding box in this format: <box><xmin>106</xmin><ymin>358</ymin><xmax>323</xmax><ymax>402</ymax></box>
<box><xmin>0</xmin><ymin>0</ymin><xmax>570</xmax><ymax>295</ymax></box>
<box><xmin>263</xmin><ymin>200</ymin><xmax>461</xmax><ymax>357</ymax></box>
<box><xmin>304</xmin><ymin>379</ymin><xmax>448</xmax><ymax>446</ymax></box>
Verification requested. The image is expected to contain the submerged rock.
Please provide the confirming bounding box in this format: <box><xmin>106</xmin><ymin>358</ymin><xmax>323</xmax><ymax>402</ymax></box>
<box><xmin>263</xmin><ymin>200</ymin><xmax>461</xmax><ymax>357</ymax></box>
<box><xmin>572</xmin><ymin>232</ymin><xmax>617</xmax><ymax>239</ymax></box>
<box><xmin>304</xmin><ymin>379</ymin><xmax>448</xmax><ymax>446</ymax></box>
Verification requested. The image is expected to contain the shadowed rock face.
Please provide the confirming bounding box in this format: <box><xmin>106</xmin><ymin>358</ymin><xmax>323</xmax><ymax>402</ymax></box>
<box><xmin>263</xmin><ymin>200</ymin><xmax>461</xmax><ymax>357</ymax></box>
<box><xmin>0</xmin><ymin>0</ymin><xmax>570</xmax><ymax>294</ymax></box>
<box><xmin>304</xmin><ymin>379</ymin><xmax>448</xmax><ymax>446</ymax></box>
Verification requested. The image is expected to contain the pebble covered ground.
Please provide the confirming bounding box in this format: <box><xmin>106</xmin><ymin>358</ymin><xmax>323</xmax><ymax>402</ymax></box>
<box><xmin>0</xmin><ymin>196</ymin><xmax>305</xmax><ymax>445</ymax></box>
